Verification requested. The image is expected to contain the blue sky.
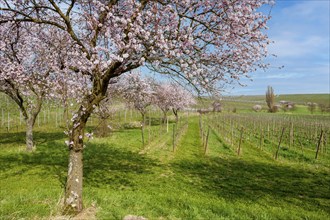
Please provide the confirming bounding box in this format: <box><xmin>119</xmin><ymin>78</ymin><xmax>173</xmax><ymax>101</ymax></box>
<box><xmin>143</xmin><ymin>1</ymin><xmax>330</xmax><ymax>95</ymax></box>
<box><xmin>227</xmin><ymin>0</ymin><xmax>330</xmax><ymax>95</ymax></box>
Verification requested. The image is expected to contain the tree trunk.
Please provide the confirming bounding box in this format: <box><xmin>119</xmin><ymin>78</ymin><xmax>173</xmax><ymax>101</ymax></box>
<box><xmin>161</xmin><ymin>110</ymin><xmax>168</xmax><ymax>124</ymax></box>
<box><xmin>26</xmin><ymin>119</ymin><xmax>34</xmax><ymax>152</ymax></box>
<box><xmin>140</xmin><ymin>112</ymin><xmax>145</xmax><ymax>147</ymax></box>
<box><xmin>63</xmin><ymin>91</ymin><xmax>100</xmax><ymax>214</ymax></box>
<box><xmin>63</xmin><ymin>101</ymin><xmax>69</xmax><ymax>129</ymax></box>
<box><xmin>140</xmin><ymin>112</ymin><xmax>146</xmax><ymax>126</ymax></box>
<box><xmin>63</xmin><ymin>120</ymin><xmax>86</xmax><ymax>214</ymax></box>
<box><xmin>64</xmin><ymin>148</ymin><xmax>84</xmax><ymax>213</ymax></box>
<box><xmin>173</xmin><ymin>108</ymin><xmax>179</xmax><ymax>123</ymax></box>
<box><xmin>24</xmin><ymin>99</ymin><xmax>42</xmax><ymax>152</ymax></box>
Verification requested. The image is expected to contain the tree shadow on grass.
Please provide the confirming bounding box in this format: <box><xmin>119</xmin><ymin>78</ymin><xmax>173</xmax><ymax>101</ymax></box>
<box><xmin>0</xmin><ymin>139</ymin><xmax>68</xmax><ymax>187</ymax></box>
<box><xmin>171</xmin><ymin>156</ymin><xmax>330</xmax><ymax>214</ymax></box>
<box><xmin>0</xmin><ymin>131</ymin><xmax>26</xmax><ymax>145</ymax></box>
<box><xmin>0</xmin><ymin>131</ymin><xmax>66</xmax><ymax>146</ymax></box>
<box><xmin>84</xmin><ymin>143</ymin><xmax>159</xmax><ymax>189</ymax></box>
<box><xmin>0</xmin><ymin>134</ymin><xmax>159</xmax><ymax>192</ymax></box>
<box><xmin>0</xmin><ymin>131</ymin><xmax>68</xmax><ymax>186</ymax></box>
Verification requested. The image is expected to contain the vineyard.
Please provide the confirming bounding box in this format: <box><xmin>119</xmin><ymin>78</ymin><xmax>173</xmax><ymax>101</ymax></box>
<box><xmin>0</xmin><ymin>93</ymin><xmax>189</xmax><ymax>150</ymax></box>
<box><xmin>1</xmin><ymin>0</ymin><xmax>329</xmax><ymax>218</ymax></box>
<box><xmin>200</xmin><ymin>113</ymin><xmax>330</xmax><ymax>163</ymax></box>
<box><xmin>1</xmin><ymin>93</ymin><xmax>330</xmax><ymax>219</ymax></box>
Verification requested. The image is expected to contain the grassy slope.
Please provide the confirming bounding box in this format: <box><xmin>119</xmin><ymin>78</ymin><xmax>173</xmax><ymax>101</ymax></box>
<box><xmin>1</xmin><ymin>117</ymin><xmax>329</xmax><ymax>219</ymax></box>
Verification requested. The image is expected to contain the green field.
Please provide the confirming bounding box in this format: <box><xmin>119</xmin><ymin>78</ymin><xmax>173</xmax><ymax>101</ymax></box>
<box><xmin>0</xmin><ymin>94</ymin><xmax>330</xmax><ymax>219</ymax></box>
<box><xmin>223</xmin><ymin>93</ymin><xmax>330</xmax><ymax>105</ymax></box>
<box><xmin>206</xmin><ymin>93</ymin><xmax>330</xmax><ymax>114</ymax></box>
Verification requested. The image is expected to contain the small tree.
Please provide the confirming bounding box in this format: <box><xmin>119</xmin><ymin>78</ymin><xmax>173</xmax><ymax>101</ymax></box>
<box><xmin>0</xmin><ymin>24</ymin><xmax>62</xmax><ymax>151</ymax></box>
<box><xmin>307</xmin><ymin>102</ymin><xmax>317</xmax><ymax>114</ymax></box>
<box><xmin>266</xmin><ymin>86</ymin><xmax>277</xmax><ymax>113</ymax></box>
<box><xmin>170</xmin><ymin>84</ymin><xmax>195</xmax><ymax>123</ymax></box>
<box><xmin>252</xmin><ymin>104</ymin><xmax>262</xmax><ymax>112</ymax></box>
<box><xmin>154</xmin><ymin>82</ymin><xmax>195</xmax><ymax>123</ymax></box>
<box><xmin>154</xmin><ymin>83</ymin><xmax>173</xmax><ymax>123</ymax></box>
<box><xmin>117</xmin><ymin>72</ymin><xmax>155</xmax><ymax>124</ymax></box>
<box><xmin>318</xmin><ymin>103</ymin><xmax>330</xmax><ymax>113</ymax></box>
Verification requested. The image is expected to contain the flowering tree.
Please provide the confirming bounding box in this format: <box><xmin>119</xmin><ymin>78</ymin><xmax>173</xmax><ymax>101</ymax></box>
<box><xmin>1</xmin><ymin>0</ymin><xmax>273</xmax><ymax>214</ymax></box>
<box><xmin>116</xmin><ymin>72</ymin><xmax>155</xmax><ymax>124</ymax></box>
<box><xmin>169</xmin><ymin>83</ymin><xmax>195</xmax><ymax>123</ymax></box>
<box><xmin>0</xmin><ymin>23</ymin><xmax>61</xmax><ymax>151</ymax></box>
<box><xmin>155</xmin><ymin>82</ymin><xmax>195</xmax><ymax>123</ymax></box>
<box><xmin>154</xmin><ymin>83</ymin><xmax>173</xmax><ymax>123</ymax></box>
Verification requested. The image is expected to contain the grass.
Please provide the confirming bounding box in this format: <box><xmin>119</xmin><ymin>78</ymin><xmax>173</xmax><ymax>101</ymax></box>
<box><xmin>219</xmin><ymin>93</ymin><xmax>330</xmax><ymax>114</ymax></box>
<box><xmin>222</xmin><ymin>93</ymin><xmax>330</xmax><ymax>105</ymax></box>
<box><xmin>1</xmin><ymin>115</ymin><xmax>329</xmax><ymax>219</ymax></box>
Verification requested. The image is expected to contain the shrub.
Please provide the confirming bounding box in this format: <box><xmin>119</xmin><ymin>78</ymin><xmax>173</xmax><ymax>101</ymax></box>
<box><xmin>252</xmin><ymin>104</ymin><xmax>262</xmax><ymax>112</ymax></box>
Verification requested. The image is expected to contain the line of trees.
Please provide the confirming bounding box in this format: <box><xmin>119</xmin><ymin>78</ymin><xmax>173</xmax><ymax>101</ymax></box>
<box><xmin>114</xmin><ymin>72</ymin><xmax>195</xmax><ymax>125</ymax></box>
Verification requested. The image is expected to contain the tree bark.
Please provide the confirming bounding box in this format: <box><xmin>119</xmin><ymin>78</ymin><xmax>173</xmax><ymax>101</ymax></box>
<box><xmin>162</xmin><ymin>112</ymin><xmax>167</xmax><ymax>124</ymax></box>
<box><xmin>64</xmin><ymin>145</ymin><xmax>84</xmax><ymax>213</ymax></box>
<box><xmin>63</xmin><ymin>118</ymin><xmax>87</xmax><ymax>214</ymax></box>
<box><xmin>26</xmin><ymin>118</ymin><xmax>34</xmax><ymax>151</ymax></box>
<box><xmin>173</xmin><ymin>108</ymin><xmax>179</xmax><ymax>123</ymax></box>
<box><xmin>63</xmin><ymin>91</ymin><xmax>101</xmax><ymax>214</ymax></box>
<box><xmin>24</xmin><ymin>96</ymin><xmax>43</xmax><ymax>152</ymax></box>
<box><xmin>63</xmin><ymin>100</ymin><xmax>69</xmax><ymax>129</ymax></box>
<box><xmin>140</xmin><ymin>112</ymin><xmax>145</xmax><ymax>147</ymax></box>
<box><xmin>62</xmin><ymin>60</ymin><xmax>124</xmax><ymax>214</ymax></box>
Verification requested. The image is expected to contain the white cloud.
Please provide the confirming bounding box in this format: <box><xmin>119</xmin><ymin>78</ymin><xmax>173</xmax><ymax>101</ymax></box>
<box><xmin>267</xmin><ymin>0</ymin><xmax>330</xmax><ymax>60</ymax></box>
<box><xmin>269</xmin><ymin>35</ymin><xmax>327</xmax><ymax>58</ymax></box>
<box><xmin>264</xmin><ymin>73</ymin><xmax>301</xmax><ymax>79</ymax></box>
<box><xmin>280</xmin><ymin>0</ymin><xmax>329</xmax><ymax>20</ymax></box>
<box><xmin>240</xmin><ymin>0</ymin><xmax>330</xmax><ymax>95</ymax></box>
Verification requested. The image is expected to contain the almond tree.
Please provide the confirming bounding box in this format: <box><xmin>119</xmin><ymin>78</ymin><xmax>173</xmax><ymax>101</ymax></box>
<box><xmin>170</xmin><ymin>83</ymin><xmax>195</xmax><ymax>123</ymax></box>
<box><xmin>1</xmin><ymin>0</ymin><xmax>273</xmax><ymax>214</ymax></box>
<box><xmin>0</xmin><ymin>24</ymin><xmax>63</xmax><ymax>151</ymax></box>
<box><xmin>155</xmin><ymin>82</ymin><xmax>195</xmax><ymax>123</ymax></box>
<box><xmin>116</xmin><ymin>72</ymin><xmax>155</xmax><ymax>124</ymax></box>
<box><xmin>154</xmin><ymin>83</ymin><xmax>173</xmax><ymax>123</ymax></box>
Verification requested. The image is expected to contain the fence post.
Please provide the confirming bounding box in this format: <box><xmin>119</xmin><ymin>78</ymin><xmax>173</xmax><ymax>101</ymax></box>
<box><xmin>237</xmin><ymin>127</ymin><xmax>244</xmax><ymax>156</ymax></box>
<box><xmin>141</xmin><ymin>124</ymin><xmax>145</xmax><ymax>148</ymax></box>
<box><xmin>315</xmin><ymin>130</ymin><xmax>324</xmax><ymax>159</ymax></box>
<box><xmin>275</xmin><ymin>127</ymin><xmax>285</xmax><ymax>160</ymax></box>
<box><xmin>124</xmin><ymin>108</ymin><xmax>127</xmax><ymax>123</ymax></box>
<box><xmin>289</xmin><ymin>122</ymin><xmax>294</xmax><ymax>148</ymax></box>
<box><xmin>1</xmin><ymin>108</ymin><xmax>3</xmax><ymax>127</ymax></box>
<box><xmin>148</xmin><ymin>115</ymin><xmax>151</xmax><ymax>144</ymax></box>
<box><xmin>204</xmin><ymin>126</ymin><xmax>210</xmax><ymax>155</ymax></box>
<box><xmin>199</xmin><ymin>115</ymin><xmax>203</xmax><ymax>137</ymax></box>
<box><xmin>259</xmin><ymin>128</ymin><xmax>264</xmax><ymax>149</ymax></box>
<box><xmin>56</xmin><ymin>111</ymin><xmax>58</xmax><ymax>127</ymax></box>
<box><xmin>172</xmin><ymin>123</ymin><xmax>176</xmax><ymax>152</ymax></box>
<box><xmin>7</xmin><ymin>112</ymin><xmax>10</xmax><ymax>131</ymax></box>
<box><xmin>267</xmin><ymin>122</ymin><xmax>270</xmax><ymax>140</ymax></box>
<box><xmin>166</xmin><ymin>117</ymin><xmax>169</xmax><ymax>133</ymax></box>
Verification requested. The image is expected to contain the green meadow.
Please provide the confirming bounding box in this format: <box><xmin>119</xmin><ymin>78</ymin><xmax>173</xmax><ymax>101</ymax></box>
<box><xmin>0</xmin><ymin>94</ymin><xmax>329</xmax><ymax>219</ymax></box>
